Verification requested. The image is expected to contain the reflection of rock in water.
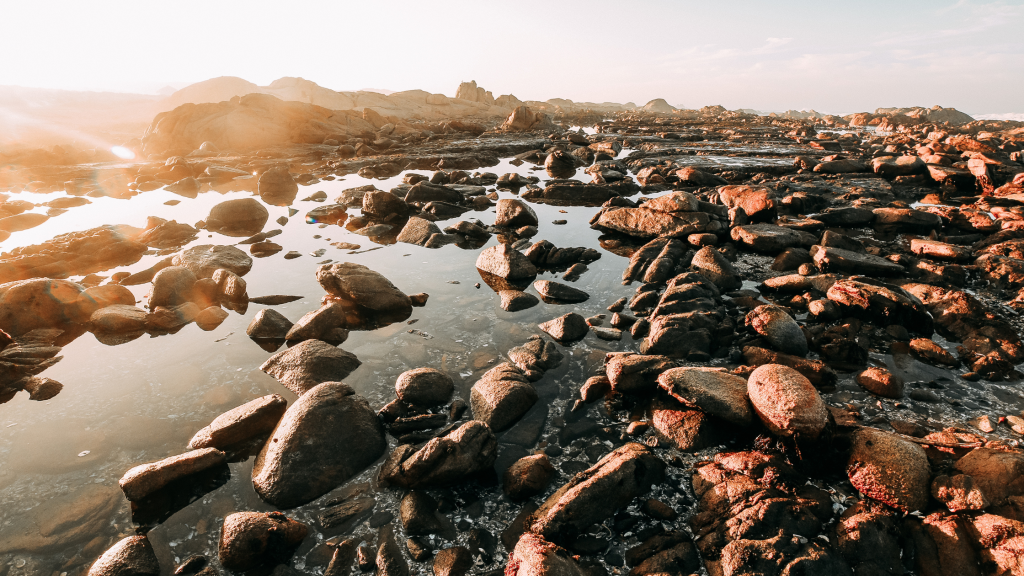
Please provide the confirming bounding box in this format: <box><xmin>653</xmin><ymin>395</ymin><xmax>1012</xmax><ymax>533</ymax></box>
<box><xmin>129</xmin><ymin>462</ymin><xmax>231</xmax><ymax>529</ymax></box>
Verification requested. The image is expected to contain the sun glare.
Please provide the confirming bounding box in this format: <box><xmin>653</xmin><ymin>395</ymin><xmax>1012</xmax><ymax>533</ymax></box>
<box><xmin>110</xmin><ymin>145</ymin><xmax>135</xmax><ymax>160</ymax></box>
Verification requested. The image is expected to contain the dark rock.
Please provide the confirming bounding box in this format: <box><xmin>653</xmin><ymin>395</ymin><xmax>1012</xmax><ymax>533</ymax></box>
<box><xmin>810</xmin><ymin>245</ymin><xmax>903</xmax><ymax>276</ymax></box>
<box><xmin>495</xmin><ymin>199</ymin><xmax>539</xmax><ymax>228</ymax></box>
<box><xmin>503</xmin><ymin>454</ymin><xmax>557</xmax><ymax>501</ymax></box>
<box><xmin>218</xmin><ymin>512</ymin><xmax>308</xmax><ymax>572</ymax></box>
<box><xmin>826</xmin><ymin>278</ymin><xmax>933</xmax><ymax>334</ymax></box>
<box><xmin>690</xmin><ymin>246</ymin><xmax>740</xmax><ymax>290</ymax></box>
<box><xmin>252</xmin><ymin>382</ymin><xmax>386</xmax><ymax>508</ymax></box>
<box><xmin>507</xmin><ymin>533</ymin><xmax>587</xmax><ymax>576</ymax></box>
<box><xmin>433</xmin><ymin>547</ymin><xmax>473</xmax><ymax>576</ymax></box>
<box><xmin>317</xmin><ymin>262</ymin><xmax>413</xmax><ymax>320</ymax></box>
<box><xmin>606</xmin><ymin>354</ymin><xmax>674</xmax><ymax>394</ymax></box>
<box><xmin>378</xmin><ymin>420</ymin><xmax>497</xmax><ymax>488</ymax></box>
<box><xmin>745</xmin><ymin>305</ymin><xmax>807</xmax><ymax>356</ymax></box>
<box><xmin>730</xmin><ymin>224</ymin><xmax>815</xmax><ymax>254</ymax></box>
<box><xmin>530</xmin><ymin>444</ymin><xmax>664</xmax><ymax>541</ymax></box>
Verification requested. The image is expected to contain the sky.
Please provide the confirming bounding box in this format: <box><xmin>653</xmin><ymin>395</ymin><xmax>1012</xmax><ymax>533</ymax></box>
<box><xmin>4</xmin><ymin>0</ymin><xmax>1023</xmax><ymax>115</ymax></box>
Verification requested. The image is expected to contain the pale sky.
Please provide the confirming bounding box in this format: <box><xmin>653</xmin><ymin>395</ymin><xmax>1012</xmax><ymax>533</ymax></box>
<box><xmin>5</xmin><ymin>0</ymin><xmax>1023</xmax><ymax>115</ymax></box>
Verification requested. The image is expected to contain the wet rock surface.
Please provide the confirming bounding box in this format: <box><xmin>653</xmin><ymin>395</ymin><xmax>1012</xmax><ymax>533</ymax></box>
<box><xmin>6</xmin><ymin>98</ymin><xmax>1024</xmax><ymax>576</ymax></box>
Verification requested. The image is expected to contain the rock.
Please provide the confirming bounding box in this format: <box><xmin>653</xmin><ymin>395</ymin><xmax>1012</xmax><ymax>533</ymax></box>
<box><xmin>745</xmin><ymin>305</ymin><xmax>807</xmax><ymax>356</ymax></box>
<box><xmin>499</xmin><ymin>290</ymin><xmax>539</xmax><ymax>312</ymax></box>
<box><xmin>504</xmin><ymin>454</ymin><xmax>557</xmax><ymax>501</ymax></box>
<box><xmin>395</xmin><ymin>368</ymin><xmax>454</xmax><ymax>407</ymax></box>
<box><xmin>651</xmin><ymin>397</ymin><xmax>724</xmax><ymax>451</ymax></box>
<box><xmin>212</xmin><ymin>268</ymin><xmax>247</xmax><ymax>301</ymax></box>
<box><xmin>847</xmin><ymin>428</ymin><xmax>930</xmax><ymax>512</ymax></box>
<box><xmin>476</xmin><ymin>244</ymin><xmax>537</xmax><ymax>281</ymax></box>
<box><xmin>246</xmin><ymin>308</ymin><xmax>293</xmax><ymax>339</ymax></box>
<box><xmin>690</xmin><ymin>246</ymin><xmax>741</xmax><ymax>290</ymax></box>
<box><xmin>397</xmin><ymin>217</ymin><xmax>442</xmax><ymax>246</ymax></box>
<box><xmin>22</xmin><ymin>376</ymin><xmax>62</xmax><ymax>400</ymax></box>
<box><xmin>909</xmin><ymin>338</ymin><xmax>959</xmax><ymax>366</ymax></box>
<box><xmin>119</xmin><ymin>448</ymin><xmax>227</xmax><ymax>501</ymax></box>
<box><xmin>434</xmin><ymin>547</ymin><xmax>473</xmax><ymax>576</ymax></box>
<box><xmin>539</xmin><ymin>313</ymin><xmax>589</xmax><ymax>342</ymax></box>
<box><xmin>657</xmin><ymin>367</ymin><xmax>752</xmax><ymax>426</ymax></box>
<box><xmin>813</xmin><ymin>159</ymin><xmax>868</xmax><ymax>173</ymax></box>
<box><xmin>628</xmin><ymin>542</ymin><xmax>699</xmax><ymax>576</ymax></box>
<box><xmin>188</xmin><ymin>394</ymin><xmax>288</xmax><ymax>450</ymax></box>
<box><xmin>731</xmin><ymin>224</ymin><xmax>815</xmax><ymax>254</ymax></box>
<box><xmin>873</xmin><ymin>207</ymin><xmax>942</xmax><ymax>232</ymax></box>
<box><xmin>218</xmin><ymin>512</ymin><xmax>308</xmax><ymax>572</ymax></box>
<box><xmin>87</xmin><ymin>535</ymin><xmax>160</xmax><ymax>576</ymax></box>
<box><xmin>873</xmin><ymin>155</ymin><xmax>927</xmax><ymax>177</ymax></box>
<box><xmin>592</xmin><ymin>207</ymin><xmax>712</xmax><ymax>239</ymax></box>
<box><xmin>0</xmin><ymin>278</ymin><xmax>86</xmax><ymax>334</ymax></box>
<box><xmin>285</xmin><ymin>302</ymin><xmax>348</xmax><ymax>344</ymax></box>
<box><xmin>362</xmin><ymin>191</ymin><xmax>409</xmax><ymax>218</ymax></box>
<box><xmin>378</xmin><ymin>420</ymin><xmax>497</xmax><ymax>488</ymax></box>
<box><xmin>911</xmin><ymin>239</ymin><xmax>972</xmax><ymax>262</ymax></box>
<box><xmin>259</xmin><ymin>339</ymin><xmax>361</xmax><ymax>396</ymax></box>
<box><xmin>529</xmin><ymin>443</ymin><xmax>664</xmax><ymax>541</ymax></box>
<box><xmin>0</xmin><ymin>212</ymin><xmax>48</xmax><ymax>232</ymax></box>
<box><xmin>545</xmin><ymin>150</ymin><xmax>577</xmax><ymax>178</ymax></box>
<box><xmin>258</xmin><ymin>166</ymin><xmax>299</xmax><ymax>205</ymax></box>
<box><xmin>376</xmin><ymin>525</ymin><xmax>411</xmax><ymax>576</ymax></box>
<box><xmin>932</xmin><ymin>474</ymin><xmax>989</xmax><ymax>512</ymax></box>
<box><xmin>252</xmin><ymin>382</ymin><xmax>386</xmax><ymax>508</ymax></box>
<box><xmin>500</xmin><ymin>106</ymin><xmax>556</xmax><ymax>132</ymax></box>
<box><xmin>147</xmin><ymin>302</ymin><xmax>200</xmax><ymax>330</ymax></box>
<box><xmin>962</xmin><ymin>513</ymin><xmax>1024</xmax><ymax>575</ymax></box>
<box><xmin>406</xmin><ymin>182</ymin><xmax>463</xmax><ymax>204</ymax></box>
<box><xmin>815</xmin><ymin>207</ymin><xmax>876</xmax><ymax>227</ymax></box>
<box><xmin>149</xmin><ymin>266</ymin><xmax>196</xmax><ymax>308</ymax></box>
<box><xmin>534</xmin><ymin>280</ymin><xmax>588</xmax><ymax>303</ymax></box>
<box><xmin>954</xmin><ymin>448</ymin><xmax>1024</xmax><ymax>506</ymax></box>
<box><xmin>718</xmin><ymin>185</ymin><xmax>776</xmax><ymax>221</ymax></box>
<box><xmin>826</xmin><ymin>278</ymin><xmax>933</xmax><ymax>334</ymax></box>
<box><xmin>742</xmin><ymin>346</ymin><xmax>837</xmax><ymax>388</ymax></box>
<box><xmin>506</xmin><ymin>533</ymin><xmax>587</xmax><ymax>576</ymax></box>
<box><xmin>316</xmin><ymin>262</ymin><xmax>413</xmax><ymax>319</ymax></box>
<box><xmin>195</xmin><ymin>306</ymin><xmax>228</xmax><ymax>330</ymax></box>
<box><xmin>81</xmin><ymin>284</ymin><xmax>135</xmax><ymax>311</ymax></box>
<box><xmin>810</xmin><ymin>245</ymin><xmax>903</xmax><ymax>276</ymax></box>
<box><xmin>747</xmin><ymin>364</ymin><xmax>828</xmax><ymax>440</ymax></box>
<box><xmin>855</xmin><ymin>367</ymin><xmax>903</xmax><ymax>398</ymax></box>
<box><xmin>606</xmin><ymin>354</ymin><xmax>675</xmax><ymax>394</ymax></box>
<box><xmin>400</xmin><ymin>491</ymin><xmax>451</xmax><ymax>536</ymax></box>
<box><xmin>495</xmin><ymin>199</ymin><xmax>539</xmax><ymax>228</ymax></box>
<box><xmin>676</xmin><ymin>167</ymin><xmax>727</xmax><ymax>187</ymax></box>
<box><xmin>205</xmin><ymin>198</ymin><xmax>269</xmax><ymax>237</ymax></box>
<box><xmin>173</xmin><ymin>245</ymin><xmax>252</xmax><ymax>279</ymax></box>
<box><xmin>90</xmin><ymin>304</ymin><xmax>148</xmax><ymax>333</ymax></box>
<box><xmin>471</xmin><ymin>363</ymin><xmax>538</xmax><ymax>432</ymax></box>
<box><xmin>772</xmin><ymin>247</ymin><xmax>812</xmax><ymax>271</ymax></box>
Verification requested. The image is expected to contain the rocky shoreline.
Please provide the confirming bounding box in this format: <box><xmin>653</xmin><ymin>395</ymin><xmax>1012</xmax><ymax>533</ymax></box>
<box><xmin>1</xmin><ymin>101</ymin><xmax>1023</xmax><ymax>576</ymax></box>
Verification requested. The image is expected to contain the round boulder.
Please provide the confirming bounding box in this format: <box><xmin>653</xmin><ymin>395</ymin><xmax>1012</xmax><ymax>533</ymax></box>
<box><xmin>747</xmin><ymin>364</ymin><xmax>828</xmax><ymax>440</ymax></box>
<box><xmin>847</xmin><ymin>428</ymin><xmax>930</xmax><ymax>512</ymax></box>
<box><xmin>395</xmin><ymin>368</ymin><xmax>455</xmax><ymax>407</ymax></box>
<box><xmin>218</xmin><ymin>511</ymin><xmax>308</xmax><ymax>572</ymax></box>
<box><xmin>745</xmin><ymin>305</ymin><xmax>808</xmax><ymax>356</ymax></box>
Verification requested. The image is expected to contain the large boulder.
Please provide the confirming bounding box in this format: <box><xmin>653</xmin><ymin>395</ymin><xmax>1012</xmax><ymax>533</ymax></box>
<box><xmin>0</xmin><ymin>278</ymin><xmax>86</xmax><ymax>334</ymax></box>
<box><xmin>252</xmin><ymin>382</ymin><xmax>386</xmax><ymax>508</ymax></box>
<box><xmin>378</xmin><ymin>420</ymin><xmax>497</xmax><ymax>488</ymax></box>
<box><xmin>495</xmin><ymin>199</ymin><xmax>539</xmax><ymax>228</ymax></box>
<box><xmin>847</xmin><ymin>428</ymin><xmax>931</xmax><ymax>512</ymax></box>
<box><xmin>172</xmin><ymin>244</ymin><xmax>252</xmax><ymax>279</ymax></box>
<box><xmin>259</xmin><ymin>339</ymin><xmax>361</xmax><ymax>395</ymax></box>
<box><xmin>500</xmin><ymin>106</ymin><xmax>556</xmax><ymax>132</ymax></box>
<box><xmin>149</xmin><ymin>266</ymin><xmax>196</xmax><ymax>308</ymax></box>
<box><xmin>747</xmin><ymin>364</ymin><xmax>828</xmax><ymax>440</ymax></box>
<box><xmin>395</xmin><ymin>368</ymin><xmax>454</xmax><ymax>407</ymax></box>
<box><xmin>205</xmin><ymin>198</ymin><xmax>269</xmax><ymax>237</ymax></box>
<box><xmin>529</xmin><ymin>443</ymin><xmax>664</xmax><ymax>541</ymax></box>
